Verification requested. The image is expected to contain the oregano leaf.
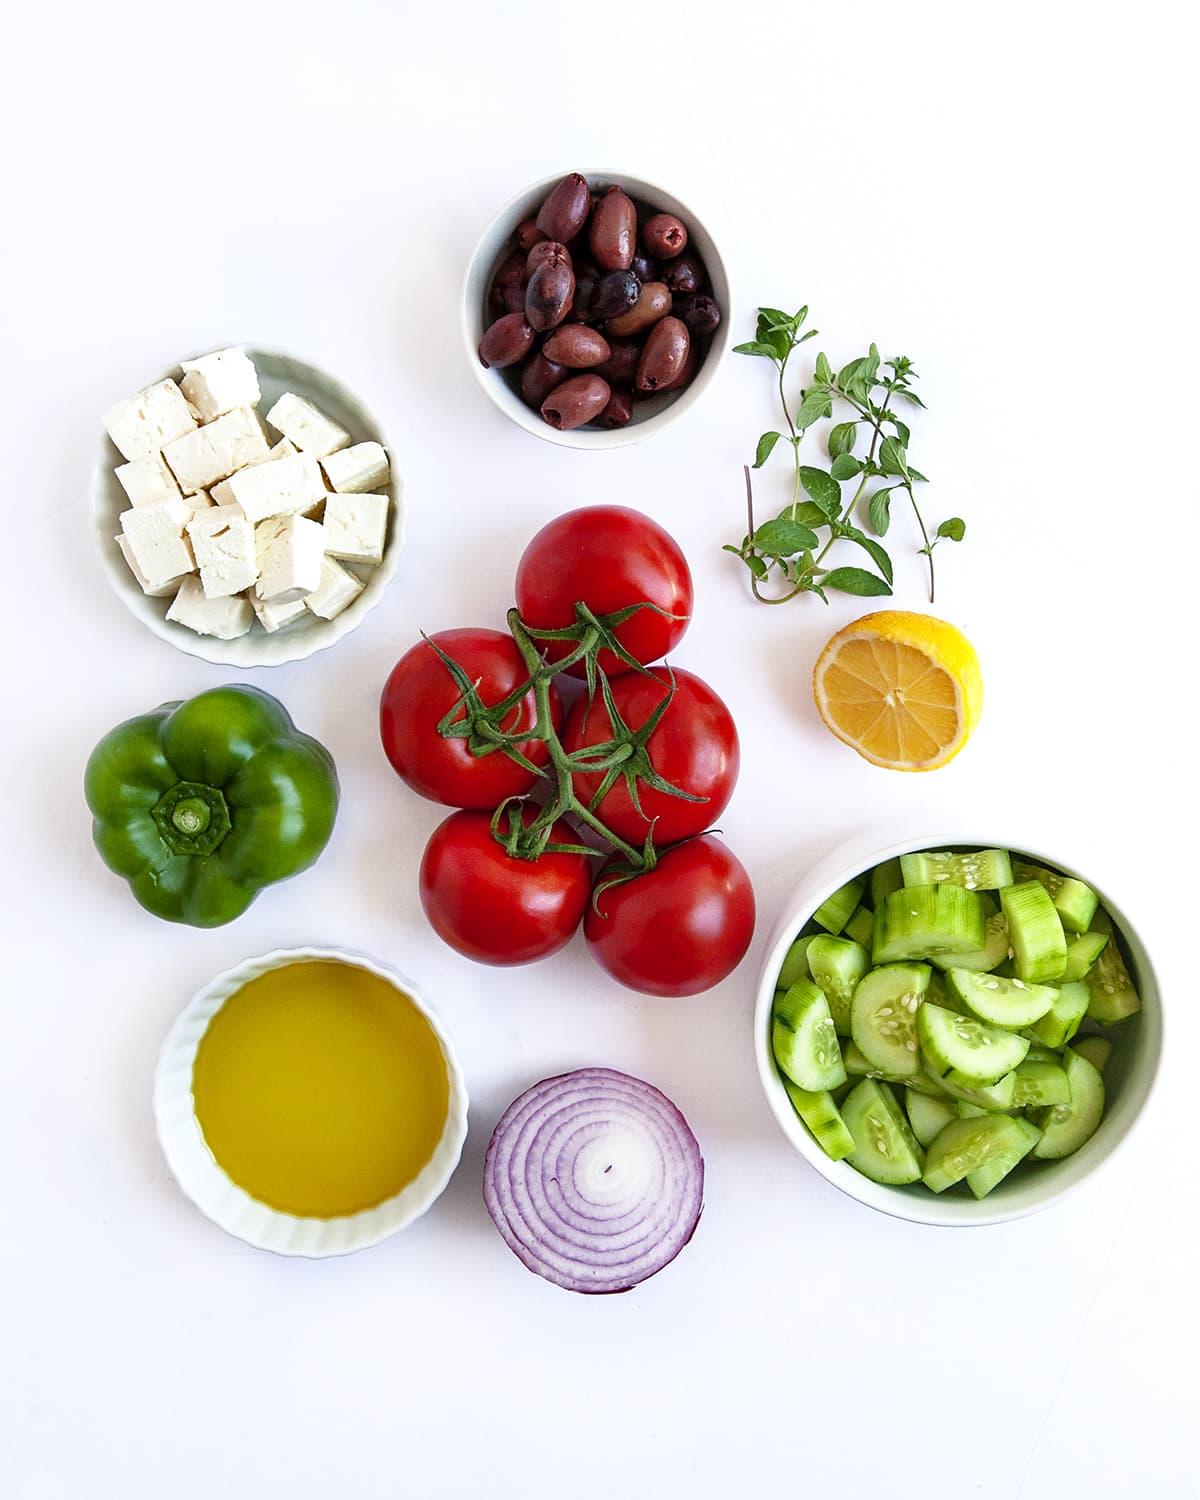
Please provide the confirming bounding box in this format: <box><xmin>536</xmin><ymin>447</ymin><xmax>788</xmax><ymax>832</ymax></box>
<box><xmin>867</xmin><ymin>488</ymin><xmax>894</xmax><ymax>536</ymax></box>
<box><xmin>937</xmin><ymin>517</ymin><xmax>966</xmax><ymax>542</ymax></box>
<box><xmin>879</xmin><ymin>435</ymin><xmax>910</xmax><ymax>478</ymax></box>
<box><xmin>815</xmin><ymin>351</ymin><xmax>833</xmax><ymax>383</ymax></box>
<box><xmin>753</xmin><ymin>431</ymin><xmax>782</xmax><ymax>468</ymax></box>
<box><xmin>799</xmin><ymin>466</ymin><xmax>842</xmax><ymax>516</ymax></box>
<box><xmin>794</xmin><ymin>388</ymin><xmax>833</xmax><ymax>428</ymax></box>
<box><xmin>830</xmin><ymin>453</ymin><xmax>862</xmax><ymax>480</ymax></box>
<box><xmin>752</xmin><ymin>517</ymin><xmax>820</xmax><ymax>556</ymax></box>
<box><xmin>821</xmin><ymin>566</ymin><xmax>892</xmax><ymax>597</ymax></box>
<box><xmin>828</xmin><ymin>421</ymin><xmax>857</xmax><ymax>458</ymax></box>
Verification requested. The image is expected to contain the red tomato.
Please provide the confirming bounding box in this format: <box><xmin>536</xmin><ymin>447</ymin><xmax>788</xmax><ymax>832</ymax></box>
<box><xmin>420</xmin><ymin>810</ymin><xmax>591</xmax><ymax>966</ymax></box>
<box><xmin>562</xmin><ymin>668</ymin><xmax>740</xmax><ymax>845</ymax></box>
<box><xmin>514</xmin><ymin>505</ymin><xmax>693</xmax><ymax>677</ymax></box>
<box><xmin>379</xmin><ymin>628</ymin><xmax>561</xmax><ymax>809</ymax></box>
<box><xmin>584</xmin><ymin>836</ymin><xmax>755</xmax><ymax>996</ymax></box>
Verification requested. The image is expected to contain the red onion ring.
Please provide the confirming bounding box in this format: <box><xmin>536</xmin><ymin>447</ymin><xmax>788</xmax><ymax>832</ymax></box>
<box><xmin>483</xmin><ymin>1067</ymin><xmax>704</xmax><ymax>1294</ymax></box>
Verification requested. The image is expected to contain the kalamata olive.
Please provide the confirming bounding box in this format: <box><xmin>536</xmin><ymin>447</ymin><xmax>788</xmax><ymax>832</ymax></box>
<box><xmin>588</xmin><ymin>185</ymin><xmax>637</xmax><ymax>271</ymax></box>
<box><xmin>568</xmin><ymin>276</ymin><xmax>596</xmax><ymax>322</ymax></box>
<box><xmin>541</xmin><ymin>374</ymin><xmax>611</xmax><ymax>431</ymax></box>
<box><xmin>659</xmin><ymin>337</ymin><xmax>701</xmax><ymax>393</ymax></box>
<box><xmin>592</xmin><ymin>335</ymin><xmax>641</xmax><ymax>386</ymax></box>
<box><xmin>526</xmin><ymin>240</ymin><xmax>572</xmax><ymax>275</ymax></box>
<box><xmin>635</xmin><ymin>316</ymin><xmax>690</xmax><ymax>393</ymax></box>
<box><xmin>479</xmin><ymin>313</ymin><xmax>535</xmax><ymax>369</ymax></box>
<box><xmin>589</xmin><ymin>269</ymin><xmax>640</xmax><ymax>320</ymax></box>
<box><xmin>536</xmin><ymin>172</ymin><xmax>592</xmax><ymax>243</ymax></box>
<box><xmin>525</xmin><ymin>260</ymin><xmax>576</xmax><ymax>332</ymax></box>
<box><xmin>674</xmin><ymin>293</ymin><xmax>722</xmax><ymax>337</ymax></box>
<box><xmin>630</xmin><ymin>252</ymin><xmax>658</xmax><ymax>283</ymax></box>
<box><xmin>489</xmin><ymin>251</ymin><xmax>529</xmax><ymax>315</ymax></box>
<box><xmin>542</xmin><ymin>325</ymin><xmax>611</xmax><ymax>368</ymax></box>
<box><xmin>660</xmin><ymin>251</ymin><xmax>704</xmax><ymax>295</ymax></box>
<box><xmin>521</xmin><ymin>353</ymin><xmax>569</xmax><ymax>408</ymax></box>
<box><xmin>600</xmin><ymin>388</ymin><xmax>633</xmax><ymax>428</ymax></box>
<box><xmin>605</xmin><ymin>280</ymin><xmax>672</xmax><ymax>337</ymax></box>
<box><xmin>516</xmin><ymin>218</ymin><xmax>548</xmax><ymax>251</ymax></box>
<box><xmin>642</xmin><ymin>213</ymin><xmax>688</xmax><ymax>259</ymax></box>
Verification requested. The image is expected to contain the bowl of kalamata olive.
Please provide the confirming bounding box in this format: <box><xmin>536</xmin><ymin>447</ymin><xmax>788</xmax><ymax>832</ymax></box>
<box><xmin>463</xmin><ymin>169</ymin><xmax>731</xmax><ymax>448</ymax></box>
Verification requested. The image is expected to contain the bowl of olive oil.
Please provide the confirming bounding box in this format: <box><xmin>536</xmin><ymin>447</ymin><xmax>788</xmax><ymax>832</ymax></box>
<box><xmin>154</xmin><ymin>948</ymin><xmax>468</xmax><ymax>1256</ymax></box>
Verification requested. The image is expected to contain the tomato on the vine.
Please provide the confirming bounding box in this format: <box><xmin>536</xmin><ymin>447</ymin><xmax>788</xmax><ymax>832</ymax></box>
<box><xmin>584</xmin><ymin>836</ymin><xmax>755</xmax><ymax>996</ymax></box>
<box><xmin>562</xmin><ymin>667</ymin><xmax>740</xmax><ymax>846</ymax></box>
<box><xmin>420</xmin><ymin>809</ymin><xmax>591</xmax><ymax>966</ymax></box>
<box><xmin>379</xmin><ymin>628</ymin><xmax>561</xmax><ymax>809</ymax></box>
<box><xmin>514</xmin><ymin>505</ymin><xmax>693</xmax><ymax>677</ymax></box>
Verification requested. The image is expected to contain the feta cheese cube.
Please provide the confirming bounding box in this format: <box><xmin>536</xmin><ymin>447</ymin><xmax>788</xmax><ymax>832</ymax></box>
<box><xmin>166</xmin><ymin>576</ymin><xmax>254</xmax><ymax>639</ymax></box>
<box><xmin>115</xmin><ymin>535</ymin><xmax>189</xmax><ymax>597</ymax></box>
<box><xmin>305</xmin><ymin>556</ymin><xmax>363</xmax><ymax>620</ymax></box>
<box><xmin>322</xmin><ymin>492</ymin><xmax>389</xmax><ymax>565</ymax></box>
<box><xmin>104</xmin><ymin>379</ymin><xmax>198</xmax><ymax>461</ymax></box>
<box><xmin>114</xmin><ymin>450</ymin><xmax>183</xmax><ymax>507</ymax></box>
<box><xmin>186</xmin><ymin>504</ymin><xmax>258</xmax><ymax>598</ymax></box>
<box><xmin>254</xmin><ymin>514</ymin><xmax>325</xmax><ymax>602</ymax></box>
<box><xmin>179</xmin><ymin>347</ymin><xmax>261</xmax><ymax>422</ymax></box>
<box><xmin>248</xmin><ymin>587</ymin><xmax>308</xmax><ymax>633</ymax></box>
<box><xmin>119</xmin><ymin>498</ymin><xmax>196</xmax><ymax>590</ymax></box>
<box><xmin>264</xmin><ymin>438</ymin><xmax>298</xmax><ymax>462</ymax></box>
<box><xmin>162</xmin><ymin>406</ymin><xmax>270</xmax><ymax>493</ymax></box>
<box><xmin>210</xmin><ymin>452</ymin><xmax>325</xmax><ymax>523</ymax></box>
<box><xmin>265</xmin><ymin>392</ymin><xmax>351</xmax><ymax>457</ymax></box>
<box><xmin>320</xmin><ymin>441</ymin><xmax>390</xmax><ymax>494</ymax></box>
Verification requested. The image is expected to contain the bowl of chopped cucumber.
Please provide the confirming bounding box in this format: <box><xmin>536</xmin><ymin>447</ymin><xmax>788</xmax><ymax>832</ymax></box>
<box><xmin>755</xmin><ymin>830</ymin><xmax>1162</xmax><ymax>1226</ymax></box>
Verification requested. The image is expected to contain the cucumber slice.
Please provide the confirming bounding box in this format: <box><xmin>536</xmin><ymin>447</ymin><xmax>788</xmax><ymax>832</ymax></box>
<box><xmin>807</xmin><ymin>935</ymin><xmax>870</xmax><ymax>1035</ymax></box>
<box><xmin>922</xmin><ymin>1114</ymin><xmax>1031</xmax><ymax>1194</ymax></box>
<box><xmin>869</xmin><ymin>857</ymin><xmax>903</xmax><ymax>910</ymax></box>
<box><xmin>781</xmin><ymin>1078</ymin><xmax>855</xmax><ymax>1161</ymax></box>
<box><xmin>920</xmin><ymin>1058</ymin><xmax>1019</xmax><ymax>1112</ymax></box>
<box><xmin>999</xmin><ymin>881</ymin><xmax>1067</xmax><ymax>983</ymax></box>
<box><xmin>776</xmin><ymin>934</ymin><xmax>815</xmax><ymax>990</ymax></box>
<box><xmin>850</xmin><ymin>962</ymin><xmax>931</xmax><ymax>1076</ymax></box>
<box><xmin>1021</xmin><ymin>1041</ymin><xmax>1060</xmax><ymax>1065</ymax></box>
<box><xmin>1072</xmin><ymin>1035</ymin><xmax>1113</xmax><ymax>1074</ymax></box>
<box><xmin>841</xmin><ymin>1079</ymin><xmax>925</xmax><ymax>1185</ymax></box>
<box><xmin>873</xmin><ymin>885</ymin><xmax>987</xmax><ymax>965</ymax></box>
<box><xmin>1011</xmin><ymin>1059</ymin><xmax>1071</xmax><ymax>1109</ymax></box>
<box><xmin>945</xmin><ymin>967</ymin><xmax>1058</xmax><ymax>1029</ymax></box>
<box><xmin>967</xmin><ymin>1118</ymin><xmax>1042</xmax><ymax>1199</ymax></box>
<box><xmin>813</xmin><ymin>878</ymin><xmax>865</xmax><ymax>936</ymax></box>
<box><xmin>931</xmin><ymin>907</ymin><xmax>1010</xmax><ymax>974</ymax></box>
<box><xmin>843</xmin><ymin>1040</ymin><xmax>942</xmax><ymax>1094</ymax></box>
<box><xmin>843</xmin><ymin>905</ymin><xmax>874</xmax><ymax>949</ymax></box>
<box><xmin>1085</xmin><ymin>935</ymin><xmax>1142</xmax><ymax>1024</ymax></box>
<box><xmin>1029</xmin><ymin>979</ymin><xmax>1089</xmax><ymax>1048</ymax></box>
<box><xmin>1031</xmin><ymin>1049</ymin><xmax>1105</xmax><ymax>1159</ymax></box>
<box><xmin>900</xmin><ymin>848</ymin><xmax>1014</xmax><ymax>891</ymax></box>
<box><xmin>1013</xmin><ymin>860</ymin><xmax>1100</xmax><ymax>935</ymax></box>
<box><xmin>772</xmin><ymin>979</ymin><xmax>847</xmax><ymax>1092</ymax></box>
<box><xmin>917</xmin><ymin>1002</ymin><xmax>1030</xmax><ymax>1088</ymax></box>
<box><xmin>956</xmin><ymin>1101</ymin><xmax>988</xmax><ymax>1118</ymax></box>
<box><xmin>905</xmin><ymin>1088</ymin><xmax>957</xmax><ymax>1147</ymax></box>
<box><xmin>1062</xmin><ymin>930</ymin><xmax>1109</xmax><ymax>982</ymax></box>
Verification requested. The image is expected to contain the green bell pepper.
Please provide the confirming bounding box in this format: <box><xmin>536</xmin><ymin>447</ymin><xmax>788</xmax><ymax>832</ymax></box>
<box><xmin>85</xmin><ymin>684</ymin><xmax>339</xmax><ymax>927</ymax></box>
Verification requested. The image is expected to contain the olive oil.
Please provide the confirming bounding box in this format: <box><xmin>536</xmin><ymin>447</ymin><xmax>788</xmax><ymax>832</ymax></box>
<box><xmin>192</xmin><ymin>960</ymin><xmax>450</xmax><ymax>1218</ymax></box>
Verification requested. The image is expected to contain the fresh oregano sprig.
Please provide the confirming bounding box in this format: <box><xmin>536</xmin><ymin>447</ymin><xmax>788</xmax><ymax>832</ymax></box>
<box><xmin>724</xmin><ymin>305</ymin><xmax>965</xmax><ymax>604</ymax></box>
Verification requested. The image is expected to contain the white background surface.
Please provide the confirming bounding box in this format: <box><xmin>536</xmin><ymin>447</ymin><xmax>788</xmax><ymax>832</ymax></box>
<box><xmin>3</xmin><ymin>3</ymin><xmax>1196</xmax><ymax>1496</ymax></box>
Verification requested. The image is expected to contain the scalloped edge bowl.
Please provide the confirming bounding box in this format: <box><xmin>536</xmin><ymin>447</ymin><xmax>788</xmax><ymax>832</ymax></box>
<box><xmin>461</xmin><ymin>169</ymin><xmax>733</xmax><ymax>449</ymax></box>
<box><xmin>93</xmin><ymin>346</ymin><xmax>404</xmax><ymax>666</ymax></box>
<box><xmin>154</xmin><ymin>947</ymin><xmax>468</xmax><ymax>1257</ymax></box>
<box><xmin>754</xmin><ymin>824</ymin><xmax>1162</xmax><ymax>1227</ymax></box>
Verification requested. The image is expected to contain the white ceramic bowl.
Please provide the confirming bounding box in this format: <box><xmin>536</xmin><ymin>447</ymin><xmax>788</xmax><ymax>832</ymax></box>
<box><xmin>754</xmin><ymin>827</ymin><xmax>1162</xmax><ymax>1227</ymax></box>
<box><xmin>461</xmin><ymin>170</ymin><xmax>732</xmax><ymax>449</ymax></box>
<box><xmin>154</xmin><ymin>947</ymin><xmax>468</xmax><ymax>1257</ymax></box>
<box><xmin>93</xmin><ymin>347</ymin><xmax>405</xmax><ymax>667</ymax></box>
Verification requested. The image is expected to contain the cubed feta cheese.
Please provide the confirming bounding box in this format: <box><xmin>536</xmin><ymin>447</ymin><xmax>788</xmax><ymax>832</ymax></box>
<box><xmin>104</xmin><ymin>379</ymin><xmax>198</xmax><ymax>461</ymax></box>
<box><xmin>166</xmin><ymin>576</ymin><xmax>254</xmax><ymax>639</ymax></box>
<box><xmin>162</xmin><ymin>406</ymin><xmax>270</xmax><ymax>493</ymax></box>
<box><xmin>186</xmin><ymin>504</ymin><xmax>258</xmax><ymax>598</ymax></box>
<box><xmin>179</xmin><ymin>347</ymin><xmax>261</xmax><ymax>422</ymax></box>
<box><xmin>320</xmin><ymin>441</ymin><xmax>390</xmax><ymax>494</ymax></box>
<box><xmin>210</xmin><ymin>452</ymin><xmax>325</xmax><ymax>523</ymax></box>
<box><xmin>254</xmin><ymin>514</ymin><xmax>325</xmax><ymax>602</ymax></box>
<box><xmin>115</xmin><ymin>535</ymin><xmax>189</xmax><ymax>597</ymax></box>
<box><xmin>265</xmin><ymin>392</ymin><xmax>351</xmax><ymax>457</ymax></box>
<box><xmin>114</xmin><ymin>450</ymin><xmax>184</xmax><ymax>507</ymax></box>
<box><xmin>264</xmin><ymin>438</ymin><xmax>298</xmax><ymax>462</ymax></box>
<box><xmin>322</xmin><ymin>492</ymin><xmax>389</xmax><ymax>565</ymax></box>
<box><xmin>119</xmin><ymin>498</ymin><xmax>196</xmax><ymax>590</ymax></box>
<box><xmin>305</xmin><ymin>556</ymin><xmax>363</xmax><ymax>620</ymax></box>
<box><xmin>248</xmin><ymin>587</ymin><xmax>308</xmax><ymax>633</ymax></box>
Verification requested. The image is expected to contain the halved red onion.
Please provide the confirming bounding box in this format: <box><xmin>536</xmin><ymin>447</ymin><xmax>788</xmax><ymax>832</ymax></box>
<box><xmin>483</xmin><ymin>1067</ymin><xmax>704</xmax><ymax>1294</ymax></box>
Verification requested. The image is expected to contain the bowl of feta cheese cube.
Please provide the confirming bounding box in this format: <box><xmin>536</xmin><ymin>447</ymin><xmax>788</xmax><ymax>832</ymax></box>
<box><xmin>93</xmin><ymin>346</ymin><xmax>403</xmax><ymax>666</ymax></box>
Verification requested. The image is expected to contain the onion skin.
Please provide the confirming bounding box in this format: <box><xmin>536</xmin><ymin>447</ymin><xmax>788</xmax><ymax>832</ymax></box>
<box><xmin>483</xmin><ymin>1067</ymin><xmax>704</xmax><ymax>1295</ymax></box>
